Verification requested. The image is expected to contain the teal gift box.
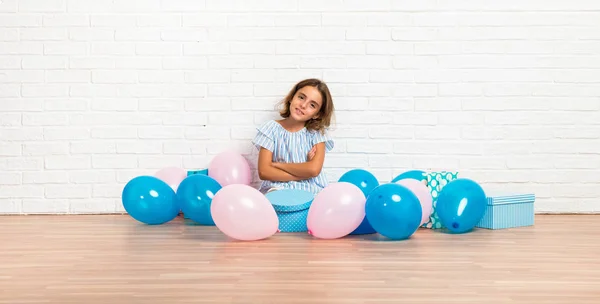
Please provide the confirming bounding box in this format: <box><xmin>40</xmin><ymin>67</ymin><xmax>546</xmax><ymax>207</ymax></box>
<box><xmin>266</xmin><ymin>189</ymin><xmax>314</xmax><ymax>233</ymax></box>
<box><xmin>422</xmin><ymin>171</ymin><xmax>460</xmax><ymax>229</ymax></box>
<box><xmin>476</xmin><ymin>193</ymin><xmax>535</xmax><ymax>229</ymax></box>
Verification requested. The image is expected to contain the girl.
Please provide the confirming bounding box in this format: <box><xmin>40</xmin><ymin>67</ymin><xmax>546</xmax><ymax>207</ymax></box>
<box><xmin>252</xmin><ymin>78</ymin><xmax>335</xmax><ymax>195</ymax></box>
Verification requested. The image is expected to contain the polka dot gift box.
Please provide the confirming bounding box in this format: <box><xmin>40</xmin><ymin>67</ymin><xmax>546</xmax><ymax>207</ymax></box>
<box><xmin>266</xmin><ymin>189</ymin><xmax>314</xmax><ymax>233</ymax></box>
<box><xmin>422</xmin><ymin>171</ymin><xmax>460</xmax><ymax>229</ymax></box>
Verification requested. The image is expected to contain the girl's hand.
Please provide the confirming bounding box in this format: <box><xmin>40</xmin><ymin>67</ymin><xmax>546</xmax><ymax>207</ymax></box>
<box><xmin>307</xmin><ymin>146</ymin><xmax>316</xmax><ymax>161</ymax></box>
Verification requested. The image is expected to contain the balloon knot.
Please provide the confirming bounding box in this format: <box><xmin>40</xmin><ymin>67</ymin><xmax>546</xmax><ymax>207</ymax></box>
<box><xmin>307</xmin><ymin>229</ymin><xmax>312</xmax><ymax>235</ymax></box>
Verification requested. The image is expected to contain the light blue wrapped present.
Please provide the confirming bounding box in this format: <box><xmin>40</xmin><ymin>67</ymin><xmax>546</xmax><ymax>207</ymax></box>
<box><xmin>266</xmin><ymin>189</ymin><xmax>314</xmax><ymax>233</ymax></box>
<box><xmin>477</xmin><ymin>193</ymin><xmax>535</xmax><ymax>229</ymax></box>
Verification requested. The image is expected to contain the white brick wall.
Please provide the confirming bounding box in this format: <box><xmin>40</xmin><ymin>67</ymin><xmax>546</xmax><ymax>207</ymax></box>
<box><xmin>1</xmin><ymin>1</ymin><xmax>599</xmax><ymax>214</ymax></box>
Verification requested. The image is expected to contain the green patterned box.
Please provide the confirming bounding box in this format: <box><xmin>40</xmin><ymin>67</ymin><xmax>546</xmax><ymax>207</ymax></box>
<box><xmin>421</xmin><ymin>171</ymin><xmax>459</xmax><ymax>229</ymax></box>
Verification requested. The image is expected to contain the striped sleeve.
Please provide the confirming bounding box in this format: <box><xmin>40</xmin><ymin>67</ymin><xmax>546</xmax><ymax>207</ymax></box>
<box><xmin>252</xmin><ymin>121</ymin><xmax>275</xmax><ymax>152</ymax></box>
<box><xmin>311</xmin><ymin>130</ymin><xmax>334</xmax><ymax>152</ymax></box>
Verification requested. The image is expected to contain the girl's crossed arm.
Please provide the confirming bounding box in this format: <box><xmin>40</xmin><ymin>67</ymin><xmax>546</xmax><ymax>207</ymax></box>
<box><xmin>272</xmin><ymin>142</ymin><xmax>326</xmax><ymax>179</ymax></box>
<box><xmin>257</xmin><ymin>148</ymin><xmax>302</xmax><ymax>182</ymax></box>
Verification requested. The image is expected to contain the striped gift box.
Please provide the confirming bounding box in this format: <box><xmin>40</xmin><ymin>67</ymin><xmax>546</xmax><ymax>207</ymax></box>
<box><xmin>476</xmin><ymin>193</ymin><xmax>535</xmax><ymax>229</ymax></box>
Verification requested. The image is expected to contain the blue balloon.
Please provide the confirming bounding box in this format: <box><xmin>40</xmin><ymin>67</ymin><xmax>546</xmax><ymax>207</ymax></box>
<box><xmin>436</xmin><ymin>178</ymin><xmax>487</xmax><ymax>233</ymax></box>
<box><xmin>391</xmin><ymin>170</ymin><xmax>426</xmax><ymax>183</ymax></box>
<box><xmin>338</xmin><ymin>169</ymin><xmax>380</xmax><ymax>235</ymax></box>
<box><xmin>176</xmin><ymin>174</ymin><xmax>222</xmax><ymax>225</ymax></box>
<box><xmin>365</xmin><ymin>183</ymin><xmax>422</xmax><ymax>240</ymax></box>
<box><xmin>122</xmin><ymin>176</ymin><xmax>179</xmax><ymax>225</ymax></box>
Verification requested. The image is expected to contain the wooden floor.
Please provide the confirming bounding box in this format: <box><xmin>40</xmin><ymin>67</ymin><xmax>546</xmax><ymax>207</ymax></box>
<box><xmin>0</xmin><ymin>215</ymin><xmax>598</xmax><ymax>303</ymax></box>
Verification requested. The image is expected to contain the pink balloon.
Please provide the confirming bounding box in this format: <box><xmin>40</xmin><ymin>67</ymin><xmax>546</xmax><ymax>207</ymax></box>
<box><xmin>395</xmin><ymin>178</ymin><xmax>433</xmax><ymax>225</ymax></box>
<box><xmin>208</xmin><ymin>151</ymin><xmax>251</xmax><ymax>187</ymax></box>
<box><xmin>154</xmin><ymin>167</ymin><xmax>187</xmax><ymax>191</ymax></box>
<box><xmin>307</xmin><ymin>182</ymin><xmax>366</xmax><ymax>239</ymax></box>
<box><xmin>210</xmin><ymin>184</ymin><xmax>279</xmax><ymax>241</ymax></box>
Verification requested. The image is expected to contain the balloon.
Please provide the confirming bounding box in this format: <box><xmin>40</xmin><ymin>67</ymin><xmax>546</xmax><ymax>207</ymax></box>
<box><xmin>435</xmin><ymin>178</ymin><xmax>487</xmax><ymax>233</ymax></box>
<box><xmin>210</xmin><ymin>184</ymin><xmax>279</xmax><ymax>241</ymax></box>
<box><xmin>122</xmin><ymin>176</ymin><xmax>179</xmax><ymax>225</ymax></box>
<box><xmin>208</xmin><ymin>151</ymin><xmax>251</xmax><ymax>187</ymax></box>
<box><xmin>391</xmin><ymin>170</ymin><xmax>426</xmax><ymax>183</ymax></box>
<box><xmin>338</xmin><ymin>169</ymin><xmax>379</xmax><ymax>235</ymax></box>
<box><xmin>176</xmin><ymin>174</ymin><xmax>222</xmax><ymax>225</ymax></box>
<box><xmin>365</xmin><ymin>183</ymin><xmax>422</xmax><ymax>240</ymax></box>
<box><xmin>154</xmin><ymin>167</ymin><xmax>187</xmax><ymax>191</ymax></box>
<box><xmin>395</xmin><ymin>178</ymin><xmax>433</xmax><ymax>226</ymax></box>
<box><xmin>307</xmin><ymin>182</ymin><xmax>366</xmax><ymax>239</ymax></box>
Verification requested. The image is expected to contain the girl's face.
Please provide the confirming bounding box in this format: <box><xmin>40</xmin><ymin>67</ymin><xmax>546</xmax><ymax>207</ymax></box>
<box><xmin>289</xmin><ymin>86</ymin><xmax>323</xmax><ymax>123</ymax></box>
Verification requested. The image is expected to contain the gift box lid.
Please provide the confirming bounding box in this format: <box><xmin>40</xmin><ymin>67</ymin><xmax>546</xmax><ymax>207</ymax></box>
<box><xmin>486</xmin><ymin>193</ymin><xmax>535</xmax><ymax>206</ymax></box>
<box><xmin>266</xmin><ymin>189</ymin><xmax>314</xmax><ymax>212</ymax></box>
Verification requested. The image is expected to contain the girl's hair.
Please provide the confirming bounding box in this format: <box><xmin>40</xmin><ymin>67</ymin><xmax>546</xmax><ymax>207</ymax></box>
<box><xmin>277</xmin><ymin>78</ymin><xmax>335</xmax><ymax>134</ymax></box>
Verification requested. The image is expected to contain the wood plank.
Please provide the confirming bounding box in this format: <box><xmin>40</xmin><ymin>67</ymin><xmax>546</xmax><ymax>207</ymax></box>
<box><xmin>0</xmin><ymin>215</ymin><xmax>598</xmax><ymax>303</ymax></box>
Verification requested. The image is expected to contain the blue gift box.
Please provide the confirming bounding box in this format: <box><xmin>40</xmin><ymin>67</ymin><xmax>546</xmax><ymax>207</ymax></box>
<box><xmin>476</xmin><ymin>193</ymin><xmax>535</xmax><ymax>229</ymax></box>
<box><xmin>266</xmin><ymin>189</ymin><xmax>314</xmax><ymax>232</ymax></box>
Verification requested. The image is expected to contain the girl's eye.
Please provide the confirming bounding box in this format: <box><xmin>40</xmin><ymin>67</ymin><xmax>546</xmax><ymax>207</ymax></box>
<box><xmin>310</xmin><ymin>104</ymin><xmax>316</xmax><ymax>108</ymax></box>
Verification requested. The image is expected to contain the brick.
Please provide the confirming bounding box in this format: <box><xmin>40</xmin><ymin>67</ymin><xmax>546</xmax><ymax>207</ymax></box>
<box><xmin>0</xmin><ymin>186</ymin><xmax>44</xmax><ymax>198</ymax></box>
<box><xmin>44</xmin><ymin>127</ymin><xmax>89</xmax><ymax>140</ymax></box>
<box><xmin>22</xmin><ymin>56</ymin><xmax>68</xmax><ymax>69</ymax></box>
<box><xmin>70</xmin><ymin>199</ymin><xmax>117</xmax><ymax>213</ymax></box>
<box><xmin>69</xmin><ymin>28</ymin><xmax>115</xmax><ymax>41</ymax></box>
<box><xmin>91</xmin><ymin>98</ymin><xmax>138</xmax><ymax>111</ymax></box>
<box><xmin>22</xmin><ymin>199</ymin><xmax>69</xmax><ymax>214</ymax></box>
<box><xmin>138</xmin><ymin>98</ymin><xmax>185</xmax><ymax>111</ymax></box>
<box><xmin>162</xmin><ymin>112</ymin><xmax>208</xmax><ymax>126</ymax></box>
<box><xmin>347</xmin><ymin>140</ymin><xmax>392</xmax><ymax>154</ymax></box>
<box><xmin>45</xmin><ymin>70</ymin><xmax>90</xmax><ymax>83</ymax></box>
<box><xmin>369</xmin><ymin>126</ymin><xmax>414</xmax><ymax>139</ymax></box>
<box><xmin>22</xmin><ymin>113</ymin><xmax>68</xmax><ymax>126</ymax></box>
<box><xmin>92</xmin><ymin>71</ymin><xmax>137</xmax><ymax>84</ymax></box>
<box><xmin>136</xmin><ymin>42</ymin><xmax>182</xmax><ymax>56</ymax></box>
<box><xmin>0</xmin><ymin>143</ymin><xmax>21</xmax><ymax>156</ymax></box>
<box><xmin>138</xmin><ymin>127</ymin><xmax>185</xmax><ymax>139</ymax></box>
<box><xmin>23</xmin><ymin>143</ymin><xmax>68</xmax><ymax>156</ymax></box>
<box><xmin>138</xmin><ymin>156</ymin><xmax>183</xmax><ymax>169</ymax></box>
<box><xmin>0</xmin><ymin>199</ymin><xmax>21</xmax><ymax>214</ymax></box>
<box><xmin>0</xmin><ymin>127</ymin><xmax>43</xmax><ymax>141</ymax></box>
<box><xmin>23</xmin><ymin>171</ymin><xmax>68</xmax><ymax>184</ymax></box>
<box><xmin>44</xmin><ymin>99</ymin><xmax>89</xmax><ymax>111</ymax></box>
<box><xmin>68</xmin><ymin>171</ymin><xmax>115</xmax><ymax>185</ymax></box>
<box><xmin>20</xmin><ymin>28</ymin><xmax>67</xmax><ymax>41</ymax></box>
<box><xmin>91</xmin><ymin>43</ymin><xmax>136</xmax><ymax>56</ymax></box>
<box><xmin>115</xmin><ymin>29</ymin><xmax>161</xmax><ymax>41</ymax></box>
<box><xmin>43</xmin><ymin>14</ymin><xmax>88</xmax><ymax>26</ymax></box>
<box><xmin>91</xmin><ymin>127</ymin><xmax>137</xmax><ymax>139</ymax></box>
<box><xmin>70</xmin><ymin>141</ymin><xmax>116</xmax><ymax>154</ymax></box>
<box><xmin>0</xmin><ymin>14</ymin><xmax>42</xmax><ymax>27</ymax></box>
<box><xmin>18</xmin><ymin>0</ymin><xmax>65</xmax><ymax>12</ymax></box>
<box><xmin>164</xmin><ymin>142</ymin><xmax>207</xmax><ymax>155</ymax></box>
<box><xmin>185</xmin><ymin>98</ymin><xmax>231</xmax><ymax>111</ymax></box>
<box><xmin>45</xmin><ymin>185</ymin><xmax>91</xmax><ymax>199</ymax></box>
<box><xmin>138</xmin><ymin>71</ymin><xmax>185</xmax><ymax>83</ymax></box>
<box><xmin>45</xmin><ymin>156</ymin><xmax>91</xmax><ymax>169</ymax></box>
<box><xmin>0</xmin><ymin>172</ymin><xmax>21</xmax><ymax>185</ymax></box>
<box><xmin>69</xmin><ymin>56</ymin><xmax>114</xmax><ymax>69</ymax></box>
<box><xmin>182</xmin><ymin>14</ymin><xmax>227</xmax><ymax>27</ymax></box>
<box><xmin>92</xmin><ymin>184</ymin><xmax>122</xmax><ymax>198</ymax></box>
<box><xmin>93</xmin><ymin>155</ymin><xmax>138</xmax><ymax>169</ymax></box>
<box><xmin>117</xmin><ymin>141</ymin><xmax>163</xmax><ymax>154</ymax></box>
<box><xmin>137</xmin><ymin>15</ymin><xmax>181</xmax><ymax>27</ymax></box>
<box><xmin>209</xmin><ymin>112</ymin><xmax>254</xmax><ymax>125</ymax></box>
<box><xmin>0</xmin><ymin>29</ymin><xmax>19</xmax><ymax>41</ymax></box>
<box><xmin>0</xmin><ymin>113</ymin><xmax>21</xmax><ymax>127</ymax></box>
<box><xmin>185</xmin><ymin>127</ymin><xmax>230</xmax><ymax>140</ymax></box>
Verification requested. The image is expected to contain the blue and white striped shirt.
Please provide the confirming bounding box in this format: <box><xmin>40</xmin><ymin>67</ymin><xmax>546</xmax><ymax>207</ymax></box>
<box><xmin>252</xmin><ymin>120</ymin><xmax>334</xmax><ymax>195</ymax></box>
